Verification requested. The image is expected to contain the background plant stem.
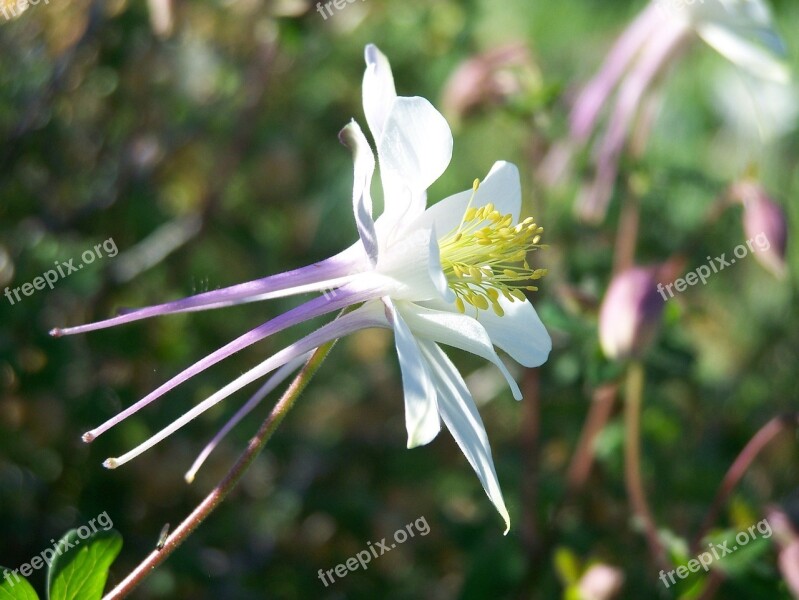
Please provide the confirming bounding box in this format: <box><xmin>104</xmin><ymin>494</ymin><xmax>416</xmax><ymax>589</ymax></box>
<box><xmin>102</xmin><ymin>339</ymin><xmax>337</xmax><ymax>600</ymax></box>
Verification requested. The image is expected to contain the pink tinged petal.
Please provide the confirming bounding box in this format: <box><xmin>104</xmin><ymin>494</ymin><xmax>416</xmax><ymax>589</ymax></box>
<box><xmin>49</xmin><ymin>246</ymin><xmax>370</xmax><ymax>337</ymax></box>
<box><xmin>339</xmin><ymin>120</ymin><xmax>379</xmax><ymax>265</ymax></box>
<box><xmin>408</xmin><ymin>161</ymin><xmax>522</xmax><ymax>237</ymax></box>
<box><xmin>417</xmin><ymin>339</ymin><xmax>510</xmax><ymax>533</ymax></box>
<box><xmin>578</xmin><ymin>20</ymin><xmax>690</xmax><ymax>222</ymax></box>
<box><xmin>377</xmin><ymin>96</ymin><xmax>453</xmax><ymax>232</ymax></box>
<box><xmin>471</xmin><ymin>296</ymin><xmax>552</xmax><ymax>369</ymax></box>
<box><xmin>384</xmin><ymin>298</ymin><xmax>440</xmax><ymax>449</ymax></box>
<box><xmin>396</xmin><ymin>302</ymin><xmax>522</xmax><ymax>400</ymax></box>
<box><xmin>103</xmin><ymin>302</ymin><xmax>390</xmax><ymax>469</ymax></box>
<box><xmin>571</xmin><ymin>2</ymin><xmax>666</xmax><ymax>141</ymax></box>
<box><xmin>184</xmin><ymin>351</ymin><xmax>312</xmax><ymax>484</ymax></box>
<box><xmin>83</xmin><ymin>280</ymin><xmax>385</xmax><ymax>443</ymax></box>
<box><xmin>363</xmin><ymin>44</ymin><xmax>397</xmax><ymax>144</ymax></box>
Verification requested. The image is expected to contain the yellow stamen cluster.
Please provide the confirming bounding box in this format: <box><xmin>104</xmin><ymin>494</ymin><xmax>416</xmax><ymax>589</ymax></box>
<box><xmin>438</xmin><ymin>181</ymin><xmax>547</xmax><ymax>316</ymax></box>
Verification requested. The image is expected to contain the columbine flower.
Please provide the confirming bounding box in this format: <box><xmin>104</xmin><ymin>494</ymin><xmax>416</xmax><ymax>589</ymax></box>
<box><xmin>51</xmin><ymin>44</ymin><xmax>552</xmax><ymax>532</ymax></box>
<box><xmin>541</xmin><ymin>0</ymin><xmax>790</xmax><ymax>222</ymax></box>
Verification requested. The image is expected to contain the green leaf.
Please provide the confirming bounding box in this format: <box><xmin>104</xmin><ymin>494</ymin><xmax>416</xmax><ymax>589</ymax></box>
<box><xmin>701</xmin><ymin>528</ymin><xmax>772</xmax><ymax>577</ymax></box>
<box><xmin>46</xmin><ymin>529</ymin><xmax>122</xmax><ymax>600</ymax></box>
<box><xmin>0</xmin><ymin>568</ymin><xmax>39</xmax><ymax>600</ymax></box>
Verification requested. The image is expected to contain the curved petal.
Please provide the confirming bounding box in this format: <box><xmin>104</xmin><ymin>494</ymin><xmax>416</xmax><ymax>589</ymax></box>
<box><xmin>407</xmin><ymin>161</ymin><xmax>522</xmax><ymax>239</ymax></box>
<box><xmin>384</xmin><ymin>298</ymin><xmax>440</xmax><ymax>448</ymax></box>
<box><xmin>50</xmin><ymin>243</ymin><xmax>371</xmax><ymax>337</ymax></box>
<box><xmin>103</xmin><ymin>301</ymin><xmax>390</xmax><ymax>468</ymax></box>
<box><xmin>375</xmin><ymin>226</ymin><xmax>443</xmax><ymax>302</ymax></box>
<box><xmin>418</xmin><ymin>339</ymin><xmax>511</xmax><ymax>533</ymax></box>
<box><xmin>396</xmin><ymin>301</ymin><xmax>522</xmax><ymax>400</ymax></box>
<box><xmin>696</xmin><ymin>22</ymin><xmax>790</xmax><ymax>83</ymax></box>
<box><xmin>184</xmin><ymin>350</ymin><xmax>313</xmax><ymax>483</ymax></box>
<box><xmin>475</xmin><ymin>295</ymin><xmax>552</xmax><ymax>368</ymax></box>
<box><xmin>363</xmin><ymin>44</ymin><xmax>397</xmax><ymax>144</ymax></box>
<box><xmin>82</xmin><ymin>277</ymin><xmax>387</xmax><ymax>442</ymax></box>
<box><xmin>570</xmin><ymin>2</ymin><xmax>665</xmax><ymax>141</ymax></box>
<box><xmin>377</xmin><ymin>96</ymin><xmax>453</xmax><ymax>230</ymax></box>
<box><xmin>427</xmin><ymin>224</ymin><xmax>455</xmax><ymax>303</ymax></box>
<box><xmin>340</xmin><ymin>120</ymin><xmax>379</xmax><ymax>265</ymax></box>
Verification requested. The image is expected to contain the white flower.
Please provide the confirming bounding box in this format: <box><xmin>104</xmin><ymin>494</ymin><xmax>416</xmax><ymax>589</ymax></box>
<box><xmin>51</xmin><ymin>44</ymin><xmax>552</xmax><ymax>532</ymax></box>
<box><xmin>556</xmin><ymin>0</ymin><xmax>790</xmax><ymax>222</ymax></box>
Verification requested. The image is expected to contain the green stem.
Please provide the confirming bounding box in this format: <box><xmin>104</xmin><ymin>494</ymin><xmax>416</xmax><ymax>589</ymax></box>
<box><xmin>624</xmin><ymin>360</ymin><xmax>669</xmax><ymax>571</ymax></box>
<box><xmin>102</xmin><ymin>339</ymin><xmax>337</xmax><ymax>600</ymax></box>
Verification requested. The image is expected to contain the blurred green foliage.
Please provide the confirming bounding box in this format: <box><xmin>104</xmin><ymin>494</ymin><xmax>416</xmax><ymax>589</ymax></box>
<box><xmin>1</xmin><ymin>0</ymin><xmax>798</xmax><ymax>598</ymax></box>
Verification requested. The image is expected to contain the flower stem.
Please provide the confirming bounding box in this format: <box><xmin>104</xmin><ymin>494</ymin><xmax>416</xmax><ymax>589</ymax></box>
<box><xmin>102</xmin><ymin>339</ymin><xmax>337</xmax><ymax>600</ymax></box>
<box><xmin>692</xmin><ymin>413</ymin><xmax>799</xmax><ymax>554</ymax></box>
<box><xmin>624</xmin><ymin>360</ymin><xmax>669</xmax><ymax>571</ymax></box>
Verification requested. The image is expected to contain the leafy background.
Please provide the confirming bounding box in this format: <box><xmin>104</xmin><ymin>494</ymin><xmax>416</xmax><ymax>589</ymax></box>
<box><xmin>1</xmin><ymin>0</ymin><xmax>797</xmax><ymax>598</ymax></box>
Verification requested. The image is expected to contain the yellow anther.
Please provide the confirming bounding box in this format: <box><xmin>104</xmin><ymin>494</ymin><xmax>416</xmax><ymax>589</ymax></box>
<box><xmin>472</xmin><ymin>294</ymin><xmax>489</xmax><ymax>310</ymax></box>
<box><xmin>510</xmin><ymin>289</ymin><xmax>527</xmax><ymax>302</ymax></box>
<box><xmin>491</xmin><ymin>301</ymin><xmax>505</xmax><ymax>317</ymax></box>
<box><xmin>438</xmin><ymin>185</ymin><xmax>547</xmax><ymax>315</ymax></box>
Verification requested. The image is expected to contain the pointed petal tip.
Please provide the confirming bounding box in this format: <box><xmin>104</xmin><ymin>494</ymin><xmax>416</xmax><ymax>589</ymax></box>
<box><xmin>103</xmin><ymin>458</ymin><xmax>119</xmax><ymax>469</ymax></box>
<box><xmin>364</xmin><ymin>43</ymin><xmax>379</xmax><ymax>65</ymax></box>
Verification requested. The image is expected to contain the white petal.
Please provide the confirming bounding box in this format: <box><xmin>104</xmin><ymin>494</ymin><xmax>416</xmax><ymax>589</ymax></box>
<box><xmin>418</xmin><ymin>339</ymin><xmax>511</xmax><ymax>533</ymax></box>
<box><xmin>407</xmin><ymin>161</ymin><xmax>522</xmax><ymax>239</ymax></box>
<box><xmin>363</xmin><ymin>44</ymin><xmax>397</xmax><ymax>144</ymax></box>
<box><xmin>473</xmin><ymin>296</ymin><xmax>551</xmax><ymax>368</ymax></box>
<box><xmin>427</xmin><ymin>225</ymin><xmax>455</xmax><ymax>303</ymax></box>
<box><xmin>384</xmin><ymin>298</ymin><xmax>440</xmax><ymax>448</ymax></box>
<box><xmin>377</xmin><ymin>96</ymin><xmax>453</xmax><ymax>230</ymax></box>
<box><xmin>339</xmin><ymin>120</ymin><xmax>379</xmax><ymax>265</ymax></box>
<box><xmin>688</xmin><ymin>0</ymin><xmax>790</xmax><ymax>82</ymax></box>
<box><xmin>374</xmin><ymin>227</ymin><xmax>444</xmax><ymax>302</ymax></box>
<box><xmin>696</xmin><ymin>22</ymin><xmax>790</xmax><ymax>83</ymax></box>
<box><xmin>396</xmin><ymin>302</ymin><xmax>522</xmax><ymax>400</ymax></box>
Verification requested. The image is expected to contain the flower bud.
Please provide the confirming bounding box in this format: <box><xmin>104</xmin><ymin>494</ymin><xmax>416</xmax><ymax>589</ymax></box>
<box><xmin>731</xmin><ymin>181</ymin><xmax>788</xmax><ymax>279</ymax></box>
<box><xmin>578</xmin><ymin>563</ymin><xmax>624</xmax><ymax>600</ymax></box>
<box><xmin>441</xmin><ymin>44</ymin><xmax>537</xmax><ymax>125</ymax></box>
<box><xmin>599</xmin><ymin>264</ymin><xmax>670</xmax><ymax>360</ymax></box>
<box><xmin>767</xmin><ymin>507</ymin><xmax>799</xmax><ymax>598</ymax></box>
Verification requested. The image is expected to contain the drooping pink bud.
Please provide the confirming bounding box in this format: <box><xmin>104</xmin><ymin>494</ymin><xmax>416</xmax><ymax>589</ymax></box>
<box><xmin>731</xmin><ymin>180</ymin><xmax>788</xmax><ymax>279</ymax></box>
<box><xmin>441</xmin><ymin>44</ymin><xmax>536</xmax><ymax>125</ymax></box>
<box><xmin>767</xmin><ymin>507</ymin><xmax>799</xmax><ymax>598</ymax></box>
<box><xmin>599</xmin><ymin>263</ymin><xmax>676</xmax><ymax>360</ymax></box>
